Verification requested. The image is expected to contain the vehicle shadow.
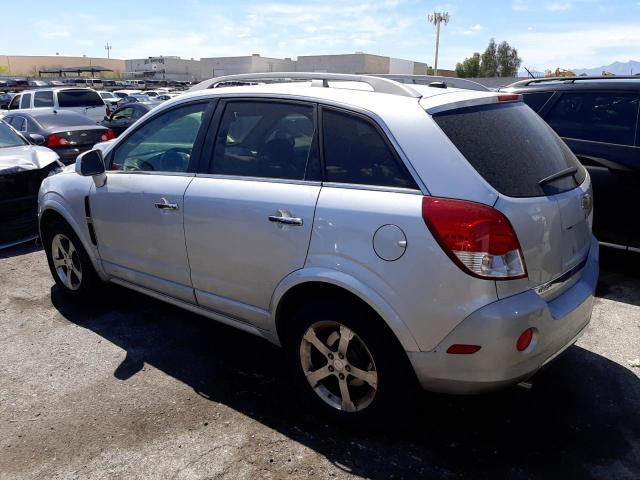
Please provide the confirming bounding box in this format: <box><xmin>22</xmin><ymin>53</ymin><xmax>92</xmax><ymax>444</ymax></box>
<box><xmin>0</xmin><ymin>239</ymin><xmax>41</xmax><ymax>259</ymax></box>
<box><xmin>597</xmin><ymin>248</ymin><xmax>640</xmax><ymax>307</ymax></box>
<box><xmin>51</xmin><ymin>284</ymin><xmax>640</xmax><ymax>480</ymax></box>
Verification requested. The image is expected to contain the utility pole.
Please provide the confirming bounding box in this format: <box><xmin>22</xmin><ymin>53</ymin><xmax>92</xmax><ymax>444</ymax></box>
<box><xmin>105</xmin><ymin>43</ymin><xmax>112</xmax><ymax>59</ymax></box>
<box><xmin>428</xmin><ymin>11</ymin><xmax>450</xmax><ymax>76</ymax></box>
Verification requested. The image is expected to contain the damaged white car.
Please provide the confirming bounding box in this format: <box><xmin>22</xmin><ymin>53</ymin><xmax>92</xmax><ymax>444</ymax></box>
<box><xmin>0</xmin><ymin>121</ymin><xmax>63</xmax><ymax>248</ymax></box>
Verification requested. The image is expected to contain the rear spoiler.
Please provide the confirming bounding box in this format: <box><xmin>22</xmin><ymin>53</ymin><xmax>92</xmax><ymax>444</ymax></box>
<box><xmin>423</xmin><ymin>93</ymin><xmax>523</xmax><ymax>115</ymax></box>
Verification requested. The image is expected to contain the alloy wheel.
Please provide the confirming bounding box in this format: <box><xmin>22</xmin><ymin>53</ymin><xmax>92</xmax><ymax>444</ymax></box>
<box><xmin>51</xmin><ymin>233</ymin><xmax>82</xmax><ymax>291</ymax></box>
<box><xmin>300</xmin><ymin>321</ymin><xmax>378</xmax><ymax>412</ymax></box>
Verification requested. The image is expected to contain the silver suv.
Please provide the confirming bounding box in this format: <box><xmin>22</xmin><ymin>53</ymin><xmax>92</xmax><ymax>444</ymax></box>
<box><xmin>38</xmin><ymin>73</ymin><xmax>598</xmax><ymax>423</ymax></box>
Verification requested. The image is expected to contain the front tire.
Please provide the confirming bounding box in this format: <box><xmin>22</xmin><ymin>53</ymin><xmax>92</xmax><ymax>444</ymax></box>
<box><xmin>43</xmin><ymin>219</ymin><xmax>101</xmax><ymax>298</ymax></box>
<box><xmin>283</xmin><ymin>298</ymin><xmax>416</xmax><ymax>426</ymax></box>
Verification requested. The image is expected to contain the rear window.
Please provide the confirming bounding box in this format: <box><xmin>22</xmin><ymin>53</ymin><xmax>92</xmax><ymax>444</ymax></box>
<box><xmin>433</xmin><ymin>102</ymin><xmax>586</xmax><ymax>198</ymax></box>
<box><xmin>35</xmin><ymin>113</ymin><xmax>95</xmax><ymax>128</ymax></box>
<box><xmin>522</xmin><ymin>92</ymin><xmax>554</xmax><ymax>112</ymax></box>
<box><xmin>57</xmin><ymin>90</ymin><xmax>104</xmax><ymax>107</ymax></box>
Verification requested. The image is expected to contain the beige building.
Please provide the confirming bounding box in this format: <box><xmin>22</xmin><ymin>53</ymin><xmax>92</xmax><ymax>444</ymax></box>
<box><xmin>125</xmin><ymin>56</ymin><xmax>203</xmax><ymax>82</ymax></box>
<box><xmin>200</xmin><ymin>54</ymin><xmax>296</xmax><ymax>78</ymax></box>
<box><xmin>296</xmin><ymin>53</ymin><xmax>429</xmax><ymax>75</ymax></box>
<box><xmin>0</xmin><ymin>55</ymin><xmax>125</xmax><ymax>77</ymax></box>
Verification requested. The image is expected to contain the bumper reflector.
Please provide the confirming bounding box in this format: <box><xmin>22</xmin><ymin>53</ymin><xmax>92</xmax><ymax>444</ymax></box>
<box><xmin>446</xmin><ymin>344</ymin><xmax>481</xmax><ymax>354</ymax></box>
<box><xmin>517</xmin><ymin>328</ymin><xmax>534</xmax><ymax>351</ymax></box>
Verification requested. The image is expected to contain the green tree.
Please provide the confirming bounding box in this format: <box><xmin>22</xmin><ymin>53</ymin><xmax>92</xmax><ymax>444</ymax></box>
<box><xmin>480</xmin><ymin>38</ymin><xmax>498</xmax><ymax>77</ymax></box>
<box><xmin>0</xmin><ymin>65</ymin><xmax>9</xmax><ymax>75</ymax></box>
<box><xmin>496</xmin><ymin>40</ymin><xmax>522</xmax><ymax>77</ymax></box>
<box><xmin>455</xmin><ymin>52</ymin><xmax>481</xmax><ymax>78</ymax></box>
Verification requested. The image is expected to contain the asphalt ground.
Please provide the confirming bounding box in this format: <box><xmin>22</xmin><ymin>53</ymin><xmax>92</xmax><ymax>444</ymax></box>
<box><xmin>1</xmin><ymin>242</ymin><xmax>638</xmax><ymax>480</ymax></box>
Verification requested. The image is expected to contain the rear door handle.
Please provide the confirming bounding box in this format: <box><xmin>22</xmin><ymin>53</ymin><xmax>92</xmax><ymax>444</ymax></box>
<box><xmin>268</xmin><ymin>212</ymin><xmax>303</xmax><ymax>226</ymax></box>
<box><xmin>154</xmin><ymin>198</ymin><xmax>179</xmax><ymax>210</ymax></box>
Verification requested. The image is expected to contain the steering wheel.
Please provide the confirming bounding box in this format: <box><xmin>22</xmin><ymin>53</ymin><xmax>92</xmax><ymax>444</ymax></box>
<box><xmin>158</xmin><ymin>147</ymin><xmax>191</xmax><ymax>172</ymax></box>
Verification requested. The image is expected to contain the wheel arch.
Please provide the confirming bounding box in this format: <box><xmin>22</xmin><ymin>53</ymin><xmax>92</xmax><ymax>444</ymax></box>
<box><xmin>271</xmin><ymin>269</ymin><xmax>420</xmax><ymax>352</ymax></box>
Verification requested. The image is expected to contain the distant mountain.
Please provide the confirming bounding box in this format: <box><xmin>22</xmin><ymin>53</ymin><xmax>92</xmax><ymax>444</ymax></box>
<box><xmin>573</xmin><ymin>60</ymin><xmax>640</xmax><ymax>76</ymax></box>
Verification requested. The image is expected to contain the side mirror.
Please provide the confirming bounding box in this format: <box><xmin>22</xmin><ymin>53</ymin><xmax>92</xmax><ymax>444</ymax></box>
<box><xmin>28</xmin><ymin>133</ymin><xmax>45</xmax><ymax>145</ymax></box>
<box><xmin>75</xmin><ymin>149</ymin><xmax>106</xmax><ymax>187</ymax></box>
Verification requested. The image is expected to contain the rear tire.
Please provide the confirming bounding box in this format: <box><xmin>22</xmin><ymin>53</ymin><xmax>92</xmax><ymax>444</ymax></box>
<box><xmin>42</xmin><ymin>219</ymin><xmax>101</xmax><ymax>298</ymax></box>
<box><xmin>283</xmin><ymin>297</ymin><xmax>417</xmax><ymax>427</ymax></box>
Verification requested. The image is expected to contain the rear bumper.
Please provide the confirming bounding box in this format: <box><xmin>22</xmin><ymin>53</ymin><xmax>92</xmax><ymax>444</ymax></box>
<box><xmin>409</xmin><ymin>236</ymin><xmax>599</xmax><ymax>394</ymax></box>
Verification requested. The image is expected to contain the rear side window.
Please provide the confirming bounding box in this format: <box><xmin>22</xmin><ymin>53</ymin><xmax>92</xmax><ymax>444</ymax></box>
<box><xmin>34</xmin><ymin>91</ymin><xmax>54</xmax><ymax>108</ymax></box>
<box><xmin>522</xmin><ymin>92</ymin><xmax>554</xmax><ymax>112</ymax></box>
<box><xmin>57</xmin><ymin>90</ymin><xmax>104</xmax><ymax>107</ymax></box>
<box><xmin>433</xmin><ymin>102</ymin><xmax>586</xmax><ymax>198</ymax></box>
<box><xmin>211</xmin><ymin>101</ymin><xmax>319</xmax><ymax>181</ymax></box>
<box><xmin>322</xmin><ymin>109</ymin><xmax>417</xmax><ymax>189</ymax></box>
<box><xmin>545</xmin><ymin>92</ymin><xmax>640</xmax><ymax>146</ymax></box>
<box><xmin>20</xmin><ymin>94</ymin><xmax>31</xmax><ymax>109</ymax></box>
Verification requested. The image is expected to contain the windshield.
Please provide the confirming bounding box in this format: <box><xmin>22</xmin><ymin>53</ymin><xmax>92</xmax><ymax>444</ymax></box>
<box><xmin>0</xmin><ymin>121</ymin><xmax>27</xmax><ymax>148</ymax></box>
<box><xmin>433</xmin><ymin>102</ymin><xmax>587</xmax><ymax>198</ymax></box>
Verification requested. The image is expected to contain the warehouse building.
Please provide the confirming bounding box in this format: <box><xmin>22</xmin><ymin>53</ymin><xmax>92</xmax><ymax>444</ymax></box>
<box><xmin>0</xmin><ymin>55</ymin><xmax>125</xmax><ymax>77</ymax></box>
<box><xmin>199</xmin><ymin>54</ymin><xmax>296</xmax><ymax>78</ymax></box>
<box><xmin>124</xmin><ymin>56</ymin><xmax>203</xmax><ymax>82</ymax></box>
<box><xmin>296</xmin><ymin>53</ymin><xmax>429</xmax><ymax>75</ymax></box>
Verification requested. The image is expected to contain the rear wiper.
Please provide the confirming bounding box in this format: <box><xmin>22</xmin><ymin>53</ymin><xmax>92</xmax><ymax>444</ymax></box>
<box><xmin>538</xmin><ymin>167</ymin><xmax>578</xmax><ymax>186</ymax></box>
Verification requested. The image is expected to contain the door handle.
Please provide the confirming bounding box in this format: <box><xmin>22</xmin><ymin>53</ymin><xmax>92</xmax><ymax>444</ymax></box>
<box><xmin>268</xmin><ymin>213</ymin><xmax>303</xmax><ymax>226</ymax></box>
<box><xmin>154</xmin><ymin>198</ymin><xmax>179</xmax><ymax>210</ymax></box>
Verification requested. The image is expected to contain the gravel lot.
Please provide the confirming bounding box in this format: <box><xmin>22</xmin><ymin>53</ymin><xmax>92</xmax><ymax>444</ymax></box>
<box><xmin>1</xmin><ymin>243</ymin><xmax>639</xmax><ymax>480</ymax></box>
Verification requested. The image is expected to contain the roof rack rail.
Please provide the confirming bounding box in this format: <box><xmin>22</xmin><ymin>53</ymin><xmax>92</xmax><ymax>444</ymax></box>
<box><xmin>507</xmin><ymin>75</ymin><xmax>640</xmax><ymax>87</ymax></box>
<box><xmin>371</xmin><ymin>74</ymin><xmax>489</xmax><ymax>92</ymax></box>
<box><xmin>188</xmin><ymin>72</ymin><xmax>422</xmax><ymax>98</ymax></box>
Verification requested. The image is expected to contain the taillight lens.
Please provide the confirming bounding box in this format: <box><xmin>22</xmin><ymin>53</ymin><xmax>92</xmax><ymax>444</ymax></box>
<box><xmin>47</xmin><ymin>134</ymin><xmax>69</xmax><ymax>147</ymax></box>
<box><xmin>422</xmin><ymin>196</ymin><xmax>527</xmax><ymax>280</ymax></box>
<box><xmin>100</xmin><ymin>129</ymin><xmax>115</xmax><ymax>142</ymax></box>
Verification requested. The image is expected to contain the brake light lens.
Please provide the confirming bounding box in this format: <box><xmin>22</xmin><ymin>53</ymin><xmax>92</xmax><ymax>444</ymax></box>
<box><xmin>497</xmin><ymin>94</ymin><xmax>522</xmax><ymax>102</ymax></box>
<box><xmin>47</xmin><ymin>134</ymin><xmax>69</xmax><ymax>147</ymax></box>
<box><xmin>100</xmin><ymin>129</ymin><xmax>115</xmax><ymax>142</ymax></box>
<box><xmin>422</xmin><ymin>196</ymin><xmax>527</xmax><ymax>279</ymax></box>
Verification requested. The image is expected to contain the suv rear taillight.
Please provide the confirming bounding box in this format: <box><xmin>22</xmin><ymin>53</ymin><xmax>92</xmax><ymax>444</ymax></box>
<box><xmin>422</xmin><ymin>196</ymin><xmax>527</xmax><ymax>280</ymax></box>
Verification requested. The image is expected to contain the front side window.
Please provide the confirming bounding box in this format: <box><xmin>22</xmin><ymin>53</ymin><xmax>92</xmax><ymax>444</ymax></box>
<box><xmin>545</xmin><ymin>92</ymin><xmax>640</xmax><ymax>146</ymax></box>
<box><xmin>211</xmin><ymin>101</ymin><xmax>318</xmax><ymax>181</ymax></box>
<box><xmin>34</xmin><ymin>91</ymin><xmax>54</xmax><ymax>108</ymax></box>
<box><xmin>322</xmin><ymin>109</ymin><xmax>417</xmax><ymax>189</ymax></box>
<box><xmin>19</xmin><ymin>93</ymin><xmax>31</xmax><ymax>109</ymax></box>
<box><xmin>112</xmin><ymin>102</ymin><xmax>207</xmax><ymax>172</ymax></box>
<box><xmin>8</xmin><ymin>95</ymin><xmax>21</xmax><ymax>110</ymax></box>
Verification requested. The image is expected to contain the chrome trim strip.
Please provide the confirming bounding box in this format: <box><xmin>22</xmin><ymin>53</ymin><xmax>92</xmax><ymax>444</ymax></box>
<box><xmin>534</xmin><ymin>256</ymin><xmax>588</xmax><ymax>297</ymax></box>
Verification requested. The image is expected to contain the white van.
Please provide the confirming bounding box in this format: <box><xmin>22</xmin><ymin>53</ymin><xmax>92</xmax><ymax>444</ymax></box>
<box><xmin>4</xmin><ymin>88</ymin><xmax>107</xmax><ymax>123</ymax></box>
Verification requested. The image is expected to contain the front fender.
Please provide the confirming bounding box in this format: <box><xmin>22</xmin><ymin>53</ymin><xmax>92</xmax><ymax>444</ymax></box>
<box><xmin>39</xmin><ymin>186</ymin><xmax>108</xmax><ymax>281</ymax></box>
<box><xmin>270</xmin><ymin>267</ymin><xmax>420</xmax><ymax>352</ymax></box>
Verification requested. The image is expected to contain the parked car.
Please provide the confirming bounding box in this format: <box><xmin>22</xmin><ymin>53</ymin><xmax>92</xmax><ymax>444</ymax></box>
<box><xmin>100</xmin><ymin>102</ymin><xmax>154</xmax><ymax>136</ymax></box>
<box><xmin>0</xmin><ymin>93</ymin><xmax>16</xmax><ymax>108</ymax></box>
<box><xmin>0</xmin><ymin>120</ymin><xmax>63</xmax><ymax>247</ymax></box>
<box><xmin>98</xmin><ymin>91</ymin><xmax>121</xmax><ymax>113</ymax></box>
<box><xmin>3</xmin><ymin>110</ymin><xmax>114</xmax><ymax>164</ymax></box>
<box><xmin>39</xmin><ymin>73</ymin><xmax>598</xmax><ymax>424</ymax></box>
<box><xmin>113</xmin><ymin>89</ymin><xmax>143</xmax><ymax>99</ymax></box>
<box><xmin>156</xmin><ymin>93</ymin><xmax>182</xmax><ymax>101</ymax></box>
<box><xmin>501</xmin><ymin>76</ymin><xmax>640</xmax><ymax>251</ymax></box>
<box><xmin>116</xmin><ymin>94</ymin><xmax>153</xmax><ymax>107</ymax></box>
<box><xmin>4</xmin><ymin>88</ymin><xmax>107</xmax><ymax>123</ymax></box>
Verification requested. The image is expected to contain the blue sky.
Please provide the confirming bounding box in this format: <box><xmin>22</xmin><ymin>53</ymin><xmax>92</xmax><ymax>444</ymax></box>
<box><xmin>4</xmin><ymin>0</ymin><xmax>640</xmax><ymax>70</ymax></box>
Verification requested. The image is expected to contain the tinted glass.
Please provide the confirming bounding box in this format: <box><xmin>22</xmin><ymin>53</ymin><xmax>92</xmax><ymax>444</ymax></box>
<box><xmin>36</xmin><ymin>113</ymin><xmax>95</xmax><ymax>128</ymax></box>
<box><xmin>322</xmin><ymin>109</ymin><xmax>416</xmax><ymax>189</ymax></box>
<box><xmin>0</xmin><ymin>121</ymin><xmax>27</xmax><ymax>147</ymax></box>
<box><xmin>211</xmin><ymin>101</ymin><xmax>318</xmax><ymax>181</ymax></box>
<box><xmin>20</xmin><ymin>94</ymin><xmax>31</xmax><ymax>109</ymax></box>
<box><xmin>522</xmin><ymin>92</ymin><xmax>554</xmax><ymax>112</ymax></box>
<box><xmin>433</xmin><ymin>102</ymin><xmax>586</xmax><ymax>198</ymax></box>
<box><xmin>34</xmin><ymin>91</ymin><xmax>54</xmax><ymax>108</ymax></box>
<box><xmin>8</xmin><ymin>95</ymin><xmax>20</xmax><ymax>110</ymax></box>
<box><xmin>545</xmin><ymin>92</ymin><xmax>640</xmax><ymax>146</ymax></box>
<box><xmin>112</xmin><ymin>108</ymin><xmax>134</xmax><ymax>120</ymax></box>
<box><xmin>112</xmin><ymin>102</ymin><xmax>207</xmax><ymax>172</ymax></box>
<box><xmin>10</xmin><ymin>117</ymin><xmax>26</xmax><ymax>131</ymax></box>
<box><xmin>57</xmin><ymin>90</ymin><xmax>104</xmax><ymax>107</ymax></box>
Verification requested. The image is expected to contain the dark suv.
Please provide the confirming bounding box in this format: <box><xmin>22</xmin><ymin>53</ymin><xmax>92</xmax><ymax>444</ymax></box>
<box><xmin>502</xmin><ymin>77</ymin><xmax>640</xmax><ymax>251</ymax></box>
